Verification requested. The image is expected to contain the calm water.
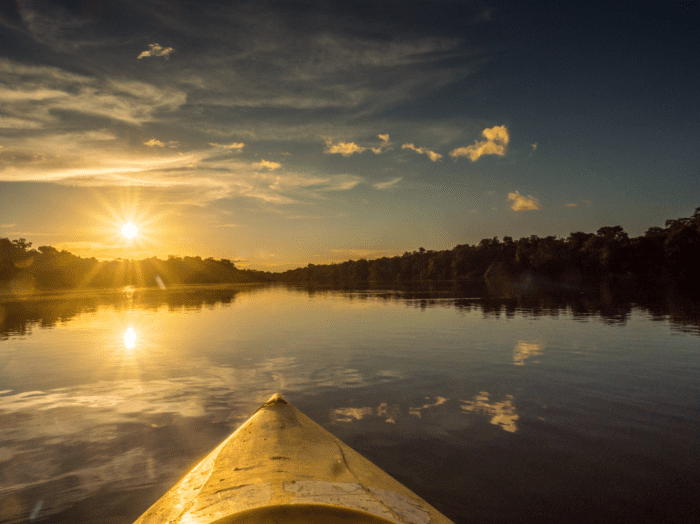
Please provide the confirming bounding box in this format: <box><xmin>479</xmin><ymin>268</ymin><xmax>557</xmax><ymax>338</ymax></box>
<box><xmin>0</xmin><ymin>284</ymin><xmax>699</xmax><ymax>523</ymax></box>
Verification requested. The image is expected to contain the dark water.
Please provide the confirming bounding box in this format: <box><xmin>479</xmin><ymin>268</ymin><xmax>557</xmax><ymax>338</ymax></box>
<box><xmin>0</xmin><ymin>283</ymin><xmax>699</xmax><ymax>523</ymax></box>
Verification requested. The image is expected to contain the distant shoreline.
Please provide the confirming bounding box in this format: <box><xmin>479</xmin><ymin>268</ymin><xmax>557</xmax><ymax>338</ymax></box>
<box><xmin>1</xmin><ymin>206</ymin><xmax>699</xmax><ymax>296</ymax></box>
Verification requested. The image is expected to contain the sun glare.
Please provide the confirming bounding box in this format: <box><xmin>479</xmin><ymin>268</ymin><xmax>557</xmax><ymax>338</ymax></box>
<box><xmin>124</xmin><ymin>327</ymin><xmax>137</xmax><ymax>349</ymax></box>
<box><xmin>121</xmin><ymin>222</ymin><xmax>139</xmax><ymax>239</ymax></box>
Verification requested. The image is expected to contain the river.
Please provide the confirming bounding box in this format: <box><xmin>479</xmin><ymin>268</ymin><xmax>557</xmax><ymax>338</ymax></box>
<box><xmin>0</xmin><ymin>283</ymin><xmax>699</xmax><ymax>523</ymax></box>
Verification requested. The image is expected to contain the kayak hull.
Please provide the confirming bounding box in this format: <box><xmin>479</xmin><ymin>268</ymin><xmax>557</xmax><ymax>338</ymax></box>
<box><xmin>134</xmin><ymin>393</ymin><xmax>453</xmax><ymax>524</ymax></box>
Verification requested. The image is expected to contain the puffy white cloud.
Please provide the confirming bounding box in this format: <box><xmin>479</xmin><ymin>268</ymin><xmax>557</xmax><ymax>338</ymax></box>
<box><xmin>137</xmin><ymin>43</ymin><xmax>174</xmax><ymax>60</ymax></box>
<box><xmin>508</xmin><ymin>191</ymin><xmax>540</xmax><ymax>211</ymax></box>
<box><xmin>401</xmin><ymin>143</ymin><xmax>442</xmax><ymax>161</ymax></box>
<box><xmin>450</xmin><ymin>125</ymin><xmax>509</xmax><ymax>161</ymax></box>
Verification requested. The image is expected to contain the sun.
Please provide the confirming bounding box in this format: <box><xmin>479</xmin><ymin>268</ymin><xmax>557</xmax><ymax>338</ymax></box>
<box><xmin>121</xmin><ymin>222</ymin><xmax>139</xmax><ymax>239</ymax></box>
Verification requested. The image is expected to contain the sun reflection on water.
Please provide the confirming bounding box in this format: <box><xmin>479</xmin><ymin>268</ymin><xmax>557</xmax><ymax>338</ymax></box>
<box><xmin>124</xmin><ymin>328</ymin><xmax>137</xmax><ymax>349</ymax></box>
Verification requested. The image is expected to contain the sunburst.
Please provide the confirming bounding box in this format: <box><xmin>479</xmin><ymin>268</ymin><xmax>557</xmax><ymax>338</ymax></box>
<box><xmin>121</xmin><ymin>222</ymin><xmax>139</xmax><ymax>239</ymax></box>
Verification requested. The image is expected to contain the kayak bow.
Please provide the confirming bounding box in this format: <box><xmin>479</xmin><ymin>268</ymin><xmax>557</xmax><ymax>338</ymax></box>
<box><xmin>134</xmin><ymin>393</ymin><xmax>454</xmax><ymax>524</ymax></box>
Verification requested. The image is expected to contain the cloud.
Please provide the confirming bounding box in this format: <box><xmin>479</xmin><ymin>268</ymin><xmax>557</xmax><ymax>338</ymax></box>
<box><xmin>0</xmin><ymin>58</ymin><xmax>186</xmax><ymax>129</ymax></box>
<box><xmin>373</xmin><ymin>177</ymin><xmax>402</xmax><ymax>190</ymax></box>
<box><xmin>209</xmin><ymin>142</ymin><xmax>245</xmax><ymax>150</ymax></box>
<box><xmin>143</xmin><ymin>139</ymin><xmax>164</xmax><ymax>147</ymax></box>
<box><xmin>324</xmin><ymin>139</ymin><xmax>366</xmax><ymax>156</ymax></box>
<box><xmin>566</xmin><ymin>203</ymin><xmax>578</xmax><ymax>207</ymax></box>
<box><xmin>254</xmin><ymin>159</ymin><xmax>281</xmax><ymax>170</ymax></box>
<box><xmin>326</xmin><ymin>134</ymin><xmax>392</xmax><ymax>156</ymax></box>
<box><xmin>508</xmin><ymin>191</ymin><xmax>540</xmax><ymax>211</ymax></box>
<box><xmin>137</xmin><ymin>43</ymin><xmax>174</xmax><ymax>60</ymax></box>
<box><xmin>369</xmin><ymin>134</ymin><xmax>392</xmax><ymax>154</ymax></box>
<box><xmin>532</xmin><ymin>143</ymin><xmax>538</xmax><ymax>150</ymax></box>
<box><xmin>401</xmin><ymin>143</ymin><xmax>442</xmax><ymax>161</ymax></box>
<box><xmin>449</xmin><ymin>125</ymin><xmax>509</xmax><ymax>161</ymax></box>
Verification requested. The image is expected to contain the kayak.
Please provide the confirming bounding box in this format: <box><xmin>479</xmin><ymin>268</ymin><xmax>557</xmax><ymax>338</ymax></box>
<box><xmin>134</xmin><ymin>393</ymin><xmax>454</xmax><ymax>523</ymax></box>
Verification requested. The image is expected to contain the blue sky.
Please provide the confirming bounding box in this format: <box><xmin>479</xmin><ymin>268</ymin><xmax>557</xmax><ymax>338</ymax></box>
<box><xmin>0</xmin><ymin>1</ymin><xmax>697</xmax><ymax>269</ymax></box>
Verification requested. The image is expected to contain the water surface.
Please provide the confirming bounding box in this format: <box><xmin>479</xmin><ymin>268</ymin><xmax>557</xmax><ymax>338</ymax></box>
<box><xmin>0</xmin><ymin>284</ymin><xmax>699</xmax><ymax>523</ymax></box>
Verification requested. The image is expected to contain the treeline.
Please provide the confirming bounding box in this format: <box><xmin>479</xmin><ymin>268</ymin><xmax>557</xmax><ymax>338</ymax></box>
<box><xmin>0</xmin><ymin>241</ymin><xmax>270</xmax><ymax>293</ymax></box>
<box><xmin>2</xmin><ymin>207</ymin><xmax>699</xmax><ymax>294</ymax></box>
<box><xmin>275</xmin><ymin>207</ymin><xmax>700</xmax><ymax>291</ymax></box>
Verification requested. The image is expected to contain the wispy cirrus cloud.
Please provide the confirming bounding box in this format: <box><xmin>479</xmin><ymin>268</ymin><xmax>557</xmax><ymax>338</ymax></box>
<box><xmin>0</xmin><ymin>58</ymin><xmax>186</xmax><ymax>129</ymax></box>
<box><xmin>254</xmin><ymin>160</ymin><xmax>281</xmax><ymax>170</ymax></box>
<box><xmin>401</xmin><ymin>143</ymin><xmax>442</xmax><ymax>161</ymax></box>
<box><xmin>373</xmin><ymin>177</ymin><xmax>402</xmax><ymax>190</ymax></box>
<box><xmin>450</xmin><ymin>125</ymin><xmax>509</xmax><ymax>161</ymax></box>
<box><xmin>137</xmin><ymin>43</ymin><xmax>174</xmax><ymax>60</ymax></box>
<box><xmin>508</xmin><ymin>191</ymin><xmax>541</xmax><ymax>211</ymax></box>
<box><xmin>209</xmin><ymin>142</ymin><xmax>245</xmax><ymax>151</ymax></box>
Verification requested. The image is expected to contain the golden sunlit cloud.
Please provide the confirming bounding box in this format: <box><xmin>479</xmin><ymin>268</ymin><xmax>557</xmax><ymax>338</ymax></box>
<box><xmin>532</xmin><ymin>143</ymin><xmax>538</xmax><ymax>150</ymax></box>
<box><xmin>324</xmin><ymin>139</ymin><xmax>366</xmax><ymax>156</ymax></box>
<box><xmin>401</xmin><ymin>143</ymin><xmax>442</xmax><ymax>161</ymax></box>
<box><xmin>369</xmin><ymin>134</ymin><xmax>392</xmax><ymax>154</ymax></box>
<box><xmin>449</xmin><ymin>125</ymin><xmax>509</xmax><ymax>161</ymax></box>
<box><xmin>566</xmin><ymin>203</ymin><xmax>579</xmax><ymax>207</ymax></box>
<box><xmin>209</xmin><ymin>142</ymin><xmax>245</xmax><ymax>150</ymax></box>
<box><xmin>143</xmin><ymin>138</ymin><xmax>164</xmax><ymax>147</ymax></box>
<box><xmin>137</xmin><ymin>43</ymin><xmax>174</xmax><ymax>60</ymax></box>
<box><xmin>508</xmin><ymin>190</ymin><xmax>541</xmax><ymax>211</ymax></box>
<box><xmin>121</xmin><ymin>222</ymin><xmax>139</xmax><ymax>239</ymax></box>
<box><xmin>254</xmin><ymin>159</ymin><xmax>281</xmax><ymax>170</ymax></box>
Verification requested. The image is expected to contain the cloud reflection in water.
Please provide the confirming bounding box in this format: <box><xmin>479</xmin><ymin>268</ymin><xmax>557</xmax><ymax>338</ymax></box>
<box><xmin>0</xmin><ymin>357</ymin><xmax>385</xmax><ymax>523</ymax></box>
<box><xmin>331</xmin><ymin>394</ymin><xmax>519</xmax><ymax>433</ymax></box>
<box><xmin>513</xmin><ymin>341</ymin><xmax>543</xmax><ymax>366</ymax></box>
<box><xmin>460</xmin><ymin>392</ymin><xmax>518</xmax><ymax>433</ymax></box>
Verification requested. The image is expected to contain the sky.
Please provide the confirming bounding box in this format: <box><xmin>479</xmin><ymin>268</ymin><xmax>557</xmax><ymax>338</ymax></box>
<box><xmin>0</xmin><ymin>0</ymin><xmax>698</xmax><ymax>270</ymax></box>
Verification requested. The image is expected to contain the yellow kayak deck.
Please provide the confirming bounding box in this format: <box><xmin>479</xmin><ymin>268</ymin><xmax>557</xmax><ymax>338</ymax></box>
<box><xmin>134</xmin><ymin>393</ymin><xmax>454</xmax><ymax>524</ymax></box>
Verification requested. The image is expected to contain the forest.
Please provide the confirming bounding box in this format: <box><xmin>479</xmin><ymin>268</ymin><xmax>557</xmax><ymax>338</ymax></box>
<box><xmin>1</xmin><ymin>207</ymin><xmax>699</xmax><ymax>295</ymax></box>
<box><xmin>270</xmin><ymin>207</ymin><xmax>700</xmax><ymax>293</ymax></box>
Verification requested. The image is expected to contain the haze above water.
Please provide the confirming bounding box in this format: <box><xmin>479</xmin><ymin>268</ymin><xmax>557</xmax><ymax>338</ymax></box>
<box><xmin>0</xmin><ymin>284</ymin><xmax>699</xmax><ymax>523</ymax></box>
